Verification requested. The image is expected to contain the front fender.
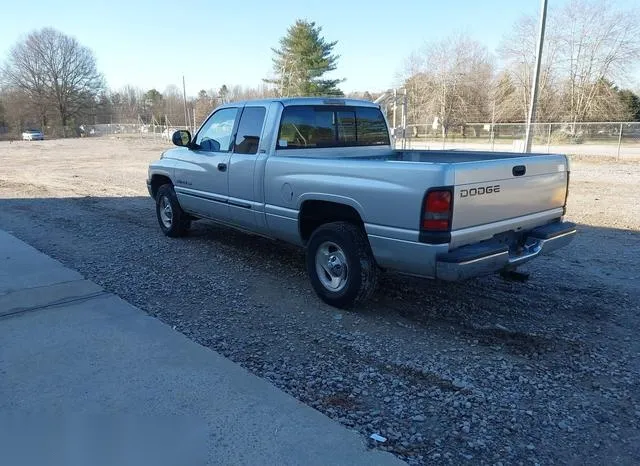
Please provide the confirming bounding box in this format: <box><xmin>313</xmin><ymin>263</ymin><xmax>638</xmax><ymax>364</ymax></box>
<box><xmin>147</xmin><ymin>159</ymin><xmax>178</xmax><ymax>198</ymax></box>
<box><xmin>148</xmin><ymin>159</ymin><xmax>176</xmax><ymax>181</ymax></box>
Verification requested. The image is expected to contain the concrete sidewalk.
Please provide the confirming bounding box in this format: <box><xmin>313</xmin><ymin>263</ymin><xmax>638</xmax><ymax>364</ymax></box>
<box><xmin>0</xmin><ymin>230</ymin><xmax>403</xmax><ymax>466</ymax></box>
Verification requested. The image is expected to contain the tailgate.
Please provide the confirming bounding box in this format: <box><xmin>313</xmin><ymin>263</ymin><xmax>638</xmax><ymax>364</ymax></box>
<box><xmin>451</xmin><ymin>153</ymin><xmax>568</xmax><ymax>230</ymax></box>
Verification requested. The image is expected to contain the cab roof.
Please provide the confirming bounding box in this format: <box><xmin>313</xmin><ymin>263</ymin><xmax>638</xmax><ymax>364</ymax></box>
<box><xmin>218</xmin><ymin>97</ymin><xmax>380</xmax><ymax>109</ymax></box>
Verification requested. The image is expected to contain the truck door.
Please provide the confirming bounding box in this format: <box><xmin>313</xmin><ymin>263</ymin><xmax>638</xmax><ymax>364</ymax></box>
<box><xmin>173</xmin><ymin>107</ymin><xmax>239</xmax><ymax>221</ymax></box>
<box><xmin>227</xmin><ymin>105</ymin><xmax>268</xmax><ymax>230</ymax></box>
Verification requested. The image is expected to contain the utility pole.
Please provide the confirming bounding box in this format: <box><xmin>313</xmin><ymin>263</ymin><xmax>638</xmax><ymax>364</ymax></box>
<box><xmin>279</xmin><ymin>60</ymin><xmax>287</xmax><ymax>97</ymax></box>
<box><xmin>182</xmin><ymin>75</ymin><xmax>189</xmax><ymax>131</ymax></box>
<box><xmin>524</xmin><ymin>0</ymin><xmax>548</xmax><ymax>153</ymax></box>
<box><xmin>392</xmin><ymin>89</ymin><xmax>397</xmax><ymax>129</ymax></box>
<box><xmin>617</xmin><ymin>123</ymin><xmax>623</xmax><ymax>160</ymax></box>
<box><xmin>491</xmin><ymin>99</ymin><xmax>496</xmax><ymax>151</ymax></box>
<box><xmin>402</xmin><ymin>88</ymin><xmax>408</xmax><ymax>150</ymax></box>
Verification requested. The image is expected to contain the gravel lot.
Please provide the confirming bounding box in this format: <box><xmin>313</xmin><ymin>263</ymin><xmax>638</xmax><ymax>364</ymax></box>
<box><xmin>1</xmin><ymin>137</ymin><xmax>639</xmax><ymax>465</ymax></box>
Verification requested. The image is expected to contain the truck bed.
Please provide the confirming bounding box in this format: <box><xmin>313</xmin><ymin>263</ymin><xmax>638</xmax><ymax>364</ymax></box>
<box><xmin>389</xmin><ymin>150</ymin><xmax>558</xmax><ymax>164</ymax></box>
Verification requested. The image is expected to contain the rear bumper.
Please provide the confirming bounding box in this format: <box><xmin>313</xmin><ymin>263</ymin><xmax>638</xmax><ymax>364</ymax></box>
<box><xmin>436</xmin><ymin>221</ymin><xmax>576</xmax><ymax>281</ymax></box>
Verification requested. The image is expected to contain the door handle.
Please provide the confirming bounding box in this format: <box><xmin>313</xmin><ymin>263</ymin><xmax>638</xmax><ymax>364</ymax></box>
<box><xmin>512</xmin><ymin>165</ymin><xmax>526</xmax><ymax>176</ymax></box>
<box><xmin>217</xmin><ymin>163</ymin><xmax>227</xmax><ymax>172</ymax></box>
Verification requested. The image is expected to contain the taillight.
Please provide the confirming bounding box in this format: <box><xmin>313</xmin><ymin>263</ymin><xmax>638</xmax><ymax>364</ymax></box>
<box><xmin>421</xmin><ymin>189</ymin><xmax>452</xmax><ymax>231</ymax></box>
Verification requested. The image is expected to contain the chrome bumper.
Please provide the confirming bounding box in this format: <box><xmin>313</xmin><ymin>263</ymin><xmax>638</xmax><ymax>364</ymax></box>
<box><xmin>436</xmin><ymin>222</ymin><xmax>577</xmax><ymax>281</ymax></box>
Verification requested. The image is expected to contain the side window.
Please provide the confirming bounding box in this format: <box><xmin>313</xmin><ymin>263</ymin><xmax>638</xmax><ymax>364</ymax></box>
<box><xmin>356</xmin><ymin>107</ymin><xmax>390</xmax><ymax>146</ymax></box>
<box><xmin>233</xmin><ymin>107</ymin><xmax>266</xmax><ymax>155</ymax></box>
<box><xmin>194</xmin><ymin>107</ymin><xmax>238</xmax><ymax>152</ymax></box>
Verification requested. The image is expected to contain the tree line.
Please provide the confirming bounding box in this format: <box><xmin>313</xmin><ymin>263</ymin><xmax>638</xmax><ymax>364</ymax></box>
<box><xmin>401</xmin><ymin>0</ymin><xmax>640</xmax><ymax>134</ymax></box>
<box><xmin>0</xmin><ymin>20</ymin><xmax>340</xmax><ymax>136</ymax></box>
<box><xmin>1</xmin><ymin>3</ymin><xmax>639</xmax><ymax>138</ymax></box>
<box><xmin>84</xmin><ymin>83</ymin><xmax>278</xmax><ymax>128</ymax></box>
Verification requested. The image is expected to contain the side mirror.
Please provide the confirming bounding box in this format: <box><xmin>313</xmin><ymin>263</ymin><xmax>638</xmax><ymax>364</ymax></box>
<box><xmin>172</xmin><ymin>130</ymin><xmax>192</xmax><ymax>147</ymax></box>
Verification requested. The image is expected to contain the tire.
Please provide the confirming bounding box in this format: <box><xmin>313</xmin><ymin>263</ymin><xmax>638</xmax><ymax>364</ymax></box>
<box><xmin>155</xmin><ymin>184</ymin><xmax>191</xmax><ymax>237</ymax></box>
<box><xmin>306</xmin><ymin>221</ymin><xmax>379</xmax><ymax>309</ymax></box>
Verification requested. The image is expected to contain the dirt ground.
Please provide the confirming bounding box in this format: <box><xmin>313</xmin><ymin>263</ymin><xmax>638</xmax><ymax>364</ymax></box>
<box><xmin>1</xmin><ymin>137</ymin><xmax>639</xmax><ymax>465</ymax></box>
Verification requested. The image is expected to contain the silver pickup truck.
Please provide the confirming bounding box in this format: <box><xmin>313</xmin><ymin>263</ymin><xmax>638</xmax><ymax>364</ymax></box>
<box><xmin>147</xmin><ymin>97</ymin><xmax>576</xmax><ymax>308</ymax></box>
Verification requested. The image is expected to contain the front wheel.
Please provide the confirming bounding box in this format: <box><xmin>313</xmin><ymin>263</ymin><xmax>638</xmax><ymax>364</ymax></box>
<box><xmin>306</xmin><ymin>222</ymin><xmax>379</xmax><ymax>309</ymax></box>
<box><xmin>155</xmin><ymin>184</ymin><xmax>191</xmax><ymax>237</ymax></box>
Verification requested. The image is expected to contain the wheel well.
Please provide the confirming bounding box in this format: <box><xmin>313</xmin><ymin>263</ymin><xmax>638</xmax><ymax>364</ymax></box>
<box><xmin>150</xmin><ymin>175</ymin><xmax>172</xmax><ymax>199</ymax></box>
<box><xmin>299</xmin><ymin>200</ymin><xmax>365</xmax><ymax>243</ymax></box>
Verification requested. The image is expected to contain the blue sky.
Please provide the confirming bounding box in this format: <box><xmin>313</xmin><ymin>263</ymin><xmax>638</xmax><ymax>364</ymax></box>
<box><xmin>1</xmin><ymin>0</ymin><xmax>638</xmax><ymax>96</ymax></box>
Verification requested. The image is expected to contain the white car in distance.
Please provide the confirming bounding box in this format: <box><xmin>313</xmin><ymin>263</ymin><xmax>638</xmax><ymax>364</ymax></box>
<box><xmin>22</xmin><ymin>129</ymin><xmax>44</xmax><ymax>141</ymax></box>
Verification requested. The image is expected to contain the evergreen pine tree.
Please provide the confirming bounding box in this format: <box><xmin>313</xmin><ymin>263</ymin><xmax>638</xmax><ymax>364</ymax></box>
<box><xmin>265</xmin><ymin>20</ymin><xmax>344</xmax><ymax>97</ymax></box>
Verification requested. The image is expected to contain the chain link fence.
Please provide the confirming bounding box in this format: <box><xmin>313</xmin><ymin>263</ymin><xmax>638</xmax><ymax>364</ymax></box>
<box><xmin>78</xmin><ymin>123</ymin><xmax>192</xmax><ymax>141</ymax></box>
<box><xmin>392</xmin><ymin>122</ymin><xmax>640</xmax><ymax>159</ymax></box>
<box><xmin>28</xmin><ymin>119</ymin><xmax>640</xmax><ymax>160</ymax></box>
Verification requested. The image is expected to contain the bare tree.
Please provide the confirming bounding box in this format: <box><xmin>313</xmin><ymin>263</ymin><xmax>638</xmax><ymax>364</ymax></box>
<box><xmin>194</xmin><ymin>90</ymin><xmax>215</xmax><ymax>124</ymax></box>
<box><xmin>346</xmin><ymin>91</ymin><xmax>378</xmax><ymax>101</ymax></box>
<box><xmin>491</xmin><ymin>72</ymin><xmax>523</xmax><ymax>123</ymax></box>
<box><xmin>500</xmin><ymin>1</ymin><xmax>640</xmax><ymax>123</ymax></box>
<box><xmin>215</xmin><ymin>83</ymin><xmax>278</xmax><ymax>104</ymax></box>
<box><xmin>498</xmin><ymin>15</ymin><xmax>562</xmax><ymax>122</ymax></box>
<box><xmin>109</xmin><ymin>85</ymin><xmax>144</xmax><ymax>123</ymax></box>
<box><xmin>401</xmin><ymin>34</ymin><xmax>494</xmax><ymax>136</ymax></box>
<box><xmin>0</xmin><ymin>95</ymin><xmax>6</xmax><ymax>129</ymax></box>
<box><xmin>584</xmin><ymin>79</ymin><xmax>630</xmax><ymax>121</ymax></box>
<box><xmin>557</xmin><ymin>0</ymin><xmax>640</xmax><ymax>124</ymax></box>
<box><xmin>399</xmin><ymin>52</ymin><xmax>433</xmax><ymax>128</ymax></box>
<box><xmin>2</xmin><ymin>28</ymin><xmax>104</xmax><ymax>136</ymax></box>
<box><xmin>1</xmin><ymin>41</ymin><xmax>50</xmax><ymax>131</ymax></box>
<box><xmin>0</xmin><ymin>87</ymin><xmax>34</xmax><ymax>134</ymax></box>
<box><xmin>162</xmin><ymin>85</ymin><xmax>185</xmax><ymax>126</ymax></box>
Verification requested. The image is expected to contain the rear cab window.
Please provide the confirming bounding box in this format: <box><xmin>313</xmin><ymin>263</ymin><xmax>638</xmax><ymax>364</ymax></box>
<box><xmin>277</xmin><ymin>105</ymin><xmax>389</xmax><ymax>150</ymax></box>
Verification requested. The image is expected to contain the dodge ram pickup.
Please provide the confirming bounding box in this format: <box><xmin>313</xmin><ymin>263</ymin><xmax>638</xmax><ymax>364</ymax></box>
<box><xmin>147</xmin><ymin>97</ymin><xmax>576</xmax><ymax>308</ymax></box>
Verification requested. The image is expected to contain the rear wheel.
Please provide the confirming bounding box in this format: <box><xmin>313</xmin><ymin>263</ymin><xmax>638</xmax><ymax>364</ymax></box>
<box><xmin>306</xmin><ymin>221</ymin><xmax>379</xmax><ymax>308</ymax></box>
<box><xmin>155</xmin><ymin>184</ymin><xmax>190</xmax><ymax>237</ymax></box>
